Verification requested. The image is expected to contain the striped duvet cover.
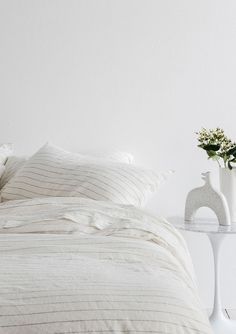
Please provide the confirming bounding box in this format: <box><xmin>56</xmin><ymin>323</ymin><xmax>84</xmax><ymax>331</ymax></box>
<box><xmin>0</xmin><ymin>197</ymin><xmax>212</xmax><ymax>334</ymax></box>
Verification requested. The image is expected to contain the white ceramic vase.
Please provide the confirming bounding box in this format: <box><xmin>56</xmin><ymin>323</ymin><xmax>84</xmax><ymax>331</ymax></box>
<box><xmin>219</xmin><ymin>167</ymin><xmax>236</xmax><ymax>223</ymax></box>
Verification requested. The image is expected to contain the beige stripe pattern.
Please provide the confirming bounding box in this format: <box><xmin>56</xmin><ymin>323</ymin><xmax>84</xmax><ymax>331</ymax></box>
<box><xmin>0</xmin><ymin>144</ymin><xmax>168</xmax><ymax>206</ymax></box>
<box><xmin>0</xmin><ymin>197</ymin><xmax>212</xmax><ymax>334</ymax></box>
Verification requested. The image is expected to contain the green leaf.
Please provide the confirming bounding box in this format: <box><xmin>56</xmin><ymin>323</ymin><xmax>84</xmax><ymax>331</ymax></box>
<box><xmin>227</xmin><ymin>158</ymin><xmax>236</xmax><ymax>170</ymax></box>
<box><xmin>227</xmin><ymin>147</ymin><xmax>236</xmax><ymax>157</ymax></box>
<box><xmin>228</xmin><ymin>161</ymin><xmax>233</xmax><ymax>170</ymax></box>
<box><xmin>207</xmin><ymin>150</ymin><xmax>217</xmax><ymax>158</ymax></box>
<box><xmin>201</xmin><ymin>144</ymin><xmax>220</xmax><ymax>151</ymax></box>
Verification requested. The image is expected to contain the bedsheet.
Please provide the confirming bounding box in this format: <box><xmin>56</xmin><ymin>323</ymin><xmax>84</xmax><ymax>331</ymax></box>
<box><xmin>0</xmin><ymin>197</ymin><xmax>212</xmax><ymax>333</ymax></box>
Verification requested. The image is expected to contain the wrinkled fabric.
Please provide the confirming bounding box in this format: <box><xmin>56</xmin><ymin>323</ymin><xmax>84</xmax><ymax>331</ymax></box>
<box><xmin>0</xmin><ymin>197</ymin><xmax>212</xmax><ymax>334</ymax></box>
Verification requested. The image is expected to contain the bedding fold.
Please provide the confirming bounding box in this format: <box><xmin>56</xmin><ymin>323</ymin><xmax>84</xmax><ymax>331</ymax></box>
<box><xmin>0</xmin><ymin>197</ymin><xmax>212</xmax><ymax>334</ymax></box>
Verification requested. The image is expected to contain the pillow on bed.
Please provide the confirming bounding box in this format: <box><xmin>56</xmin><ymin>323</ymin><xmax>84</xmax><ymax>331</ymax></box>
<box><xmin>0</xmin><ymin>156</ymin><xmax>28</xmax><ymax>189</ymax></box>
<box><xmin>0</xmin><ymin>151</ymin><xmax>134</xmax><ymax>189</ymax></box>
<box><xmin>0</xmin><ymin>143</ymin><xmax>169</xmax><ymax>206</ymax></box>
<box><xmin>0</xmin><ymin>143</ymin><xmax>13</xmax><ymax>165</ymax></box>
<box><xmin>0</xmin><ymin>166</ymin><xmax>5</xmax><ymax>179</ymax></box>
<box><xmin>0</xmin><ymin>143</ymin><xmax>13</xmax><ymax>180</ymax></box>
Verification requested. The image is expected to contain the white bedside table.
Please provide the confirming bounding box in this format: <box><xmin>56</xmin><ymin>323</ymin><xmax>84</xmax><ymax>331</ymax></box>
<box><xmin>168</xmin><ymin>217</ymin><xmax>236</xmax><ymax>334</ymax></box>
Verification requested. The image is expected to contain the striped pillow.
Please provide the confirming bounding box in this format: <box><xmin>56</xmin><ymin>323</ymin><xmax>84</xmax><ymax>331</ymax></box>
<box><xmin>0</xmin><ymin>143</ymin><xmax>13</xmax><ymax>165</ymax></box>
<box><xmin>0</xmin><ymin>156</ymin><xmax>28</xmax><ymax>189</ymax></box>
<box><xmin>0</xmin><ymin>143</ymin><xmax>13</xmax><ymax>184</ymax></box>
<box><xmin>0</xmin><ymin>151</ymin><xmax>133</xmax><ymax>190</ymax></box>
<box><xmin>0</xmin><ymin>144</ymin><xmax>168</xmax><ymax>206</ymax></box>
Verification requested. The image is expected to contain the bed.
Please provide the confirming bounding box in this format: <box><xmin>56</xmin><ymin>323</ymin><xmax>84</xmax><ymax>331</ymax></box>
<box><xmin>0</xmin><ymin>144</ymin><xmax>212</xmax><ymax>334</ymax></box>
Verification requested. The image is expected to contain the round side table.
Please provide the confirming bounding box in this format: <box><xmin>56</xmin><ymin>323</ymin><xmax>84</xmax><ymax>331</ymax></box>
<box><xmin>168</xmin><ymin>217</ymin><xmax>236</xmax><ymax>334</ymax></box>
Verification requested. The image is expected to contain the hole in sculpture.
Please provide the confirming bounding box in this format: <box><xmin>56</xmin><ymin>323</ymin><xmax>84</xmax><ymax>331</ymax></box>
<box><xmin>194</xmin><ymin>207</ymin><xmax>219</xmax><ymax>221</ymax></box>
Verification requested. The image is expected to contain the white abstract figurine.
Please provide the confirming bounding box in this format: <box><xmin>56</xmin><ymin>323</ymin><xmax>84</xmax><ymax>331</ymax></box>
<box><xmin>185</xmin><ymin>172</ymin><xmax>231</xmax><ymax>226</ymax></box>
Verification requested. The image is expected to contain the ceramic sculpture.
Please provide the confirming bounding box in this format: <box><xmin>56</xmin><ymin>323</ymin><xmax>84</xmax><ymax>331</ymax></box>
<box><xmin>185</xmin><ymin>172</ymin><xmax>231</xmax><ymax>226</ymax></box>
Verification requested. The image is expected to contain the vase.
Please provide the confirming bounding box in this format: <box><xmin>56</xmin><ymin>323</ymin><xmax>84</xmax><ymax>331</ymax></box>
<box><xmin>219</xmin><ymin>167</ymin><xmax>236</xmax><ymax>223</ymax></box>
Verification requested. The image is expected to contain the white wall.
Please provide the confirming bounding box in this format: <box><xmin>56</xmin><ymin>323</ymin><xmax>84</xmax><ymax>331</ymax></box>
<box><xmin>1</xmin><ymin>0</ymin><xmax>236</xmax><ymax>308</ymax></box>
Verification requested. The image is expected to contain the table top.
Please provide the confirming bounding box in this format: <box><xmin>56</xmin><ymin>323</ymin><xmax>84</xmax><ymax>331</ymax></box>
<box><xmin>168</xmin><ymin>217</ymin><xmax>236</xmax><ymax>234</ymax></box>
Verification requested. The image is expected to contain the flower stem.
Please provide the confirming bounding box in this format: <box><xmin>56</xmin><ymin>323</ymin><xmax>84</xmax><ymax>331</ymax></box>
<box><xmin>216</xmin><ymin>159</ymin><xmax>221</xmax><ymax>168</ymax></box>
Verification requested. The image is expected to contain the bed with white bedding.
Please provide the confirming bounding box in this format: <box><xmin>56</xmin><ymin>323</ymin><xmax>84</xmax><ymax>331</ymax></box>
<box><xmin>0</xmin><ymin>197</ymin><xmax>212</xmax><ymax>334</ymax></box>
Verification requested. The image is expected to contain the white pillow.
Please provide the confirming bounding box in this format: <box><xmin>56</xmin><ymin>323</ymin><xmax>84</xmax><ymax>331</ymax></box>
<box><xmin>0</xmin><ymin>156</ymin><xmax>28</xmax><ymax>189</ymax></box>
<box><xmin>0</xmin><ymin>166</ymin><xmax>5</xmax><ymax>179</ymax></box>
<box><xmin>0</xmin><ymin>150</ymin><xmax>133</xmax><ymax>189</ymax></box>
<box><xmin>0</xmin><ymin>143</ymin><xmax>13</xmax><ymax>182</ymax></box>
<box><xmin>0</xmin><ymin>143</ymin><xmax>169</xmax><ymax>206</ymax></box>
<box><xmin>0</xmin><ymin>143</ymin><xmax>13</xmax><ymax>165</ymax></box>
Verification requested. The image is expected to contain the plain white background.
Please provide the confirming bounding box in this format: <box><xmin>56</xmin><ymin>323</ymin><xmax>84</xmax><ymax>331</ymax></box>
<box><xmin>1</xmin><ymin>0</ymin><xmax>236</xmax><ymax>308</ymax></box>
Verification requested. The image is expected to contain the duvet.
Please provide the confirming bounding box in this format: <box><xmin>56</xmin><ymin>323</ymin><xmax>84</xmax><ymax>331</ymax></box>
<box><xmin>0</xmin><ymin>197</ymin><xmax>212</xmax><ymax>334</ymax></box>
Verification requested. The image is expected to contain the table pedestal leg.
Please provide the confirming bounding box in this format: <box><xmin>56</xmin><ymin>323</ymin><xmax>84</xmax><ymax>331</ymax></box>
<box><xmin>208</xmin><ymin>233</ymin><xmax>236</xmax><ymax>333</ymax></box>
